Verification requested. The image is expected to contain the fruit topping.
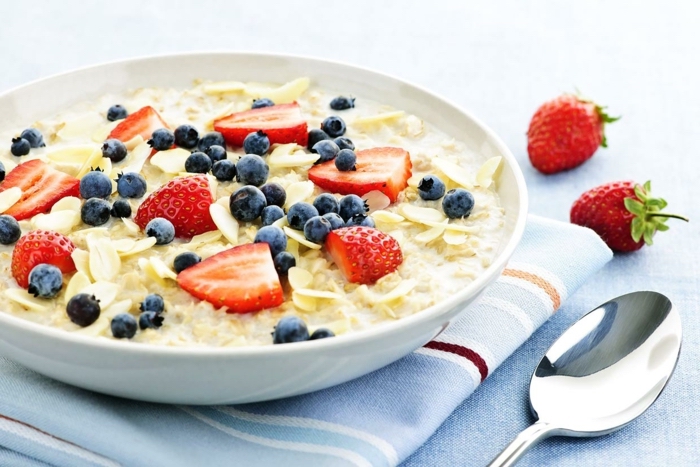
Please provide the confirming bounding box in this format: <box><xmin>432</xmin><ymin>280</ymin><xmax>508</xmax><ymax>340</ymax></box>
<box><xmin>325</xmin><ymin>226</ymin><xmax>403</xmax><ymax>284</ymax></box>
<box><xmin>212</xmin><ymin>160</ymin><xmax>236</xmax><ymax>181</ymax></box>
<box><xmin>273</xmin><ymin>252</ymin><xmax>295</xmax><ymax>275</ymax></box>
<box><xmin>312</xmin><ymin>139</ymin><xmax>339</xmax><ymax>163</ymax></box>
<box><xmin>260</xmin><ymin>182</ymin><xmax>286</xmax><ymax>207</ymax></box>
<box><xmin>335</xmin><ymin>149</ymin><xmax>356</xmax><ymax>171</ymax></box>
<box><xmin>148</xmin><ymin>128</ymin><xmax>175</xmax><ymax>151</ymax></box>
<box><xmin>110</xmin><ymin>199</ymin><xmax>132</xmax><ymax>218</ymax></box>
<box><xmin>261</xmin><ymin>205</ymin><xmax>285</xmax><ymax>226</ymax></box>
<box><xmin>303</xmin><ymin>215</ymin><xmax>331</xmax><ymax>243</ymax></box>
<box><xmin>11</xmin><ymin>230</ymin><xmax>76</xmax><ymax>288</ymax></box>
<box><xmin>140</xmin><ymin>293</ymin><xmax>165</xmax><ymax>313</ymax></box>
<box><xmin>176</xmin><ymin>242</ymin><xmax>284</xmax><ymax>313</ymax></box>
<box><xmin>111</xmin><ymin>313</ymin><xmax>137</xmax><ymax>338</ymax></box>
<box><xmin>173</xmin><ymin>252</ymin><xmax>201</xmax><ymax>274</ymax></box>
<box><xmin>308</xmin><ymin>147</ymin><xmax>412</xmax><ymax>203</ymax></box>
<box><xmin>102</xmin><ymin>139</ymin><xmax>128</xmax><ymax>162</ymax></box>
<box><xmin>146</xmin><ymin>217</ymin><xmax>175</xmax><ymax>245</ymax></box>
<box><xmin>197</xmin><ymin>131</ymin><xmax>226</xmax><ymax>152</ymax></box>
<box><xmin>108</xmin><ymin>106</ymin><xmax>168</xmax><ymax>143</ymax></box>
<box><xmin>229</xmin><ymin>186</ymin><xmax>267</xmax><ymax>222</ymax></box>
<box><xmin>307</xmin><ymin>128</ymin><xmax>330</xmax><ymax>150</ymax></box>
<box><xmin>334</xmin><ymin>137</ymin><xmax>355</xmax><ymax>151</ymax></box>
<box><xmin>205</xmin><ymin>145</ymin><xmax>227</xmax><ymax>163</ymax></box>
<box><xmin>442</xmin><ymin>188</ymin><xmax>475</xmax><ymax>219</ymax></box>
<box><xmin>81</xmin><ymin>198</ymin><xmax>111</xmax><ymax>226</ymax></box>
<box><xmin>20</xmin><ymin>128</ymin><xmax>45</xmax><ymax>148</ymax></box>
<box><xmin>321</xmin><ymin>116</ymin><xmax>346</xmax><ymax>137</ymax></box>
<box><xmin>185</xmin><ymin>152</ymin><xmax>212</xmax><ymax>174</ymax></box>
<box><xmin>273</xmin><ymin>316</ymin><xmax>309</xmax><ymax>344</ymax></box>
<box><xmin>252</xmin><ymin>98</ymin><xmax>275</xmax><ymax>109</ymax></box>
<box><xmin>79</xmin><ymin>169</ymin><xmax>112</xmax><ymax>199</ymax></box>
<box><xmin>214</xmin><ymin>103</ymin><xmax>308</xmax><ymax>147</ymax></box>
<box><xmin>116</xmin><ymin>172</ymin><xmax>147</xmax><ymax>198</ymax></box>
<box><xmin>309</xmin><ymin>328</ymin><xmax>335</xmax><ymax>340</ymax></box>
<box><xmin>107</xmin><ymin>105</ymin><xmax>128</xmax><ymax>122</ymax></box>
<box><xmin>254</xmin><ymin>225</ymin><xmax>287</xmax><ymax>257</ymax></box>
<box><xmin>10</xmin><ymin>137</ymin><xmax>30</xmax><ymax>156</ymax></box>
<box><xmin>418</xmin><ymin>175</ymin><xmax>446</xmax><ymax>201</ymax></box>
<box><xmin>243</xmin><ymin>131</ymin><xmax>270</xmax><ymax>156</ymax></box>
<box><xmin>66</xmin><ymin>293</ymin><xmax>100</xmax><ymax>327</ymax></box>
<box><xmin>173</xmin><ymin>124</ymin><xmax>199</xmax><ymax>149</ymax></box>
<box><xmin>0</xmin><ymin>215</ymin><xmax>21</xmax><ymax>245</ymax></box>
<box><xmin>287</xmin><ymin>202</ymin><xmax>318</xmax><ymax>230</ymax></box>
<box><xmin>330</xmin><ymin>96</ymin><xmax>355</xmax><ymax>111</ymax></box>
<box><xmin>236</xmin><ymin>154</ymin><xmax>269</xmax><ymax>186</ymax></box>
<box><xmin>27</xmin><ymin>264</ymin><xmax>63</xmax><ymax>299</ymax></box>
<box><xmin>338</xmin><ymin>194</ymin><xmax>367</xmax><ymax>221</ymax></box>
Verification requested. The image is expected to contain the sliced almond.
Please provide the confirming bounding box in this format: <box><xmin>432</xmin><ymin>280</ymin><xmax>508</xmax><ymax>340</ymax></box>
<box><xmin>268</xmin><ymin>151</ymin><xmax>318</xmax><ymax>168</ymax></box>
<box><xmin>202</xmin><ymin>81</ymin><xmax>246</xmax><ymax>95</ymax></box>
<box><xmin>375</xmin><ymin>279</ymin><xmax>416</xmax><ymax>304</ymax></box>
<box><xmin>205</xmin><ymin>102</ymin><xmax>237</xmax><ymax>128</ymax></box>
<box><xmin>215</xmin><ymin>196</ymin><xmax>230</xmax><ymax>209</ymax></box>
<box><xmin>65</xmin><ymin>271</ymin><xmax>92</xmax><ymax>300</ymax></box>
<box><xmin>353</xmin><ymin>111</ymin><xmax>405</xmax><ymax>127</ymax></box>
<box><xmin>91</xmin><ymin>121</ymin><xmax>120</xmax><ymax>142</ymax></box>
<box><xmin>70</xmin><ymin>249</ymin><xmax>92</xmax><ymax>281</ymax></box>
<box><xmin>432</xmin><ymin>158</ymin><xmax>474</xmax><ymax>189</ymax></box>
<box><xmin>292</xmin><ymin>292</ymin><xmax>317</xmax><ymax>312</ymax></box>
<box><xmin>88</xmin><ymin>237</ymin><xmax>121</xmax><ymax>282</ymax></box>
<box><xmin>421</xmin><ymin>220</ymin><xmax>480</xmax><ymax>233</ymax></box>
<box><xmin>283</xmin><ymin>226</ymin><xmax>322</xmax><ymax>250</ymax></box>
<box><xmin>209</xmin><ymin>203</ymin><xmax>239</xmax><ymax>245</ymax></box>
<box><xmin>73</xmin><ymin>316</ymin><xmax>109</xmax><ymax>336</ymax></box>
<box><xmin>123</xmin><ymin>135</ymin><xmax>144</xmax><ymax>151</ymax></box>
<box><xmin>189</xmin><ymin>230</ymin><xmax>222</xmax><ymax>246</ymax></box>
<box><xmin>149</xmin><ymin>257</ymin><xmax>178</xmax><ymax>280</ymax></box>
<box><xmin>138</xmin><ymin>257</ymin><xmax>166</xmax><ymax>287</ymax></box>
<box><xmin>475</xmin><ymin>156</ymin><xmax>502</xmax><ymax>188</ymax></box>
<box><xmin>102</xmin><ymin>299</ymin><xmax>133</xmax><ymax>318</ymax></box>
<box><xmin>0</xmin><ymin>187</ymin><xmax>22</xmax><ymax>213</ymax></box>
<box><xmin>293</xmin><ymin>288</ymin><xmax>343</xmax><ymax>300</ymax></box>
<box><xmin>269</xmin><ymin>143</ymin><xmax>301</xmax><ymax>157</ymax></box>
<box><xmin>32</xmin><ymin>210</ymin><xmax>81</xmax><ymax>234</ymax></box>
<box><xmin>121</xmin><ymin>140</ymin><xmax>151</xmax><ymax>174</ymax></box>
<box><xmin>245</xmin><ymin>77</ymin><xmax>310</xmax><ymax>104</ymax></box>
<box><xmin>76</xmin><ymin>148</ymin><xmax>104</xmax><ymax>179</ymax></box>
<box><xmin>284</xmin><ymin>181</ymin><xmax>315</xmax><ymax>209</ymax></box>
<box><xmin>387</xmin><ymin>230</ymin><xmax>404</xmax><ymax>245</ymax></box>
<box><xmin>150</xmin><ymin>147</ymin><xmax>190</xmax><ymax>174</ymax></box>
<box><xmin>415</xmin><ymin>221</ymin><xmax>448</xmax><ymax>243</ymax></box>
<box><xmin>407</xmin><ymin>173</ymin><xmax>423</xmax><ymax>188</ymax></box>
<box><xmin>443</xmin><ymin>230</ymin><xmax>468</xmax><ymax>245</ymax></box>
<box><xmin>95</xmin><ymin>155</ymin><xmax>112</xmax><ymax>175</ymax></box>
<box><xmin>404</xmin><ymin>115</ymin><xmax>424</xmax><ymax>136</ymax></box>
<box><xmin>121</xmin><ymin>217</ymin><xmax>141</xmax><ymax>234</ymax></box>
<box><xmin>80</xmin><ymin>281</ymin><xmax>120</xmax><ymax>309</ymax></box>
<box><xmin>362</xmin><ymin>191</ymin><xmax>390</xmax><ymax>213</ymax></box>
<box><xmin>57</xmin><ymin>113</ymin><xmax>103</xmax><ymax>140</ymax></box>
<box><xmin>111</xmin><ymin>238</ymin><xmax>136</xmax><ymax>253</ymax></box>
<box><xmin>51</xmin><ymin>196</ymin><xmax>81</xmax><ymax>213</ymax></box>
<box><xmin>288</xmin><ymin>267</ymin><xmax>313</xmax><ymax>290</ymax></box>
<box><xmin>46</xmin><ymin>145</ymin><xmax>96</xmax><ymax>163</ymax></box>
<box><xmin>371</xmin><ymin>210</ymin><xmax>405</xmax><ymax>223</ymax></box>
<box><xmin>4</xmin><ymin>288</ymin><xmax>52</xmax><ymax>312</ymax></box>
<box><xmin>286</xmin><ymin>238</ymin><xmax>300</xmax><ymax>263</ymax></box>
<box><xmin>272</xmin><ymin>216</ymin><xmax>289</xmax><ymax>229</ymax></box>
<box><xmin>398</xmin><ymin>203</ymin><xmax>446</xmax><ymax>223</ymax></box>
<box><xmin>118</xmin><ymin>236</ymin><xmax>157</xmax><ymax>257</ymax></box>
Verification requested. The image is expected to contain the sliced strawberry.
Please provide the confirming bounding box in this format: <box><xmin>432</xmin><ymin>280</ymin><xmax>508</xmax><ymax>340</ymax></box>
<box><xmin>0</xmin><ymin>159</ymin><xmax>80</xmax><ymax>221</ymax></box>
<box><xmin>107</xmin><ymin>106</ymin><xmax>168</xmax><ymax>143</ymax></box>
<box><xmin>325</xmin><ymin>226</ymin><xmax>403</xmax><ymax>284</ymax></box>
<box><xmin>134</xmin><ymin>174</ymin><xmax>216</xmax><ymax>238</ymax></box>
<box><xmin>308</xmin><ymin>147</ymin><xmax>412</xmax><ymax>203</ymax></box>
<box><xmin>12</xmin><ymin>230</ymin><xmax>76</xmax><ymax>288</ymax></box>
<box><xmin>213</xmin><ymin>103</ymin><xmax>308</xmax><ymax>147</ymax></box>
<box><xmin>177</xmin><ymin>242</ymin><xmax>284</xmax><ymax>313</ymax></box>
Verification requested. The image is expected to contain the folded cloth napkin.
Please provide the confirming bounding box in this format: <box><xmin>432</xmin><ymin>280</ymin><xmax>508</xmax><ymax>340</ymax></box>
<box><xmin>0</xmin><ymin>215</ymin><xmax>612</xmax><ymax>467</ymax></box>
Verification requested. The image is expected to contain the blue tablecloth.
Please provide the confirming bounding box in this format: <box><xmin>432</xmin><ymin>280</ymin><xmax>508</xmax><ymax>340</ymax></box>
<box><xmin>1</xmin><ymin>1</ymin><xmax>697</xmax><ymax>465</ymax></box>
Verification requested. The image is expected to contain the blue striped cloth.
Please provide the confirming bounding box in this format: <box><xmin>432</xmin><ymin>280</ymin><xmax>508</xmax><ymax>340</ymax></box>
<box><xmin>0</xmin><ymin>215</ymin><xmax>612</xmax><ymax>467</ymax></box>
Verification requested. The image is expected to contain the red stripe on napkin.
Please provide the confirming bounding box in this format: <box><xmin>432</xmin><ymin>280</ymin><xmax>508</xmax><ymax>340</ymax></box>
<box><xmin>424</xmin><ymin>341</ymin><xmax>489</xmax><ymax>382</ymax></box>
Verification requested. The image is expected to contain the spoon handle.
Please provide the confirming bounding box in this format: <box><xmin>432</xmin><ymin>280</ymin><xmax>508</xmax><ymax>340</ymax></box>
<box><xmin>488</xmin><ymin>421</ymin><xmax>556</xmax><ymax>467</ymax></box>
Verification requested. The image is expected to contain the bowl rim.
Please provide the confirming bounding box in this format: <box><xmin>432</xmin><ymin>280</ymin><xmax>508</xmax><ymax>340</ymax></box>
<box><xmin>0</xmin><ymin>51</ymin><xmax>528</xmax><ymax>357</ymax></box>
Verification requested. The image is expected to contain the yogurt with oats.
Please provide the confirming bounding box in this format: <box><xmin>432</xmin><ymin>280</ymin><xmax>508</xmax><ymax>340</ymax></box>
<box><xmin>0</xmin><ymin>77</ymin><xmax>505</xmax><ymax>347</ymax></box>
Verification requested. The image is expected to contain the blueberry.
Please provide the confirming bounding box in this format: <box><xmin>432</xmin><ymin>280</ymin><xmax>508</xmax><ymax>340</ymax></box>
<box><xmin>309</xmin><ymin>328</ymin><xmax>335</xmax><ymax>340</ymax></box>
<box><xmin>322</xmin><ymin>212</ymin><xmax>344</xmax><ymax>230</ymax></box>
<box><xmin>312</xmin><ymin>140</ymin><xmax>339</xmax><ymax>164</ymax></box>
<box><xmin>110</xmin><ymin>199</ymin><xmax>132</xmax><ymax>218</ymax></box>
<box><xmin>212</xmin><ymin>160</ymin><xmax>237</xmax><ymax>181</ymax></box>
<box><xmin>116</xmin><ymin>172</ymin><xmax>147</xmax><ymax>198</ymax></box>
<box><xmin>254</xmin><ymin>225</ymin><xmax>287</xmax><ymax>257</ymax></box>
<box><xmin>252</xmin><ymin>98</ymin><xmax>275</xmax><ymax>109</ymax></box>
<box><xmin>330</xmin><ymin>96</ymin><xmax>355</xmax><ymax>110</ymax></box>
<box><xmin>338</xmin><ymin>194</ymin><xmax>367</xmax><ymax>221</ymax></box>
<box><xmin>148</xmin><ymin>128</ymin><xmax>175</xmax><ymax>151</ymax></box>
<box><xmin>334</xmin><ymin>137</ymin><xmax>355</xmax><ymax>151</ymax></box>
<box><xmin>0</xmin><ymin>161</ymin><xmax>4</xmax><ymax>182</ymax></box>
<box><xmin>101</xmin><ymin>139</ymin><xmax>128</xmax><ymax>162</ymax></box>
<box><xmin>313</xmin><ymin>193</ymin><xmax>339</xmax><ymax>216</ymax></box>
<box><xmin>81</xmin><ymin>198</ymin><xmax>111</xmax><ymax>226</ymax></box>
<box><xmin>307</xmin><ymin>128</ymin><xmax>330</xmax><ymax>151</ymax></box>
<box><xmin>80</xmin><ymin>169</ymin><xmax>112</xmax><ymax>199</ymax></box>
<box><xmin>66</xmin><ymin>293</ymin><xmax>101</xmax><ymax>327</ymax></box>
<box><xmin>260</xmin><ymin>183</ymin><xmax>286</xmax><ymax>207</ymax></box>
<box><xmin>27</xmin><ymin>264</ymin><xmax>63</xmax><ymax>299</ymax></box>
<box><xmin>345</xmin><ymin>213</ymin><xmax>375</xmax><ymax>228</ymax></box>
<box><xmin>321</xmin><ymin>116</ymin><xmax>346</xmax><ymax>137</ymax></box>
<box><xmin>287</xmin><ymin>202</ymin><xmax>319</xmax><ymax>230</ymax></box>
<box><xmin>140</xmin><ymin>293</ymin><xmax>165</xmax><ymax>313</ymax></box>
<box><xmin>111</xmin><ymin>313</ymin><xmax>137</xmax><ymax>339</ymax></box>
<box><xmin>107</xmin><ymin>105</ymin><xmax>128</xmax><ymax>122</ymax></box>
<box><xmin>236</xmin><ymin>154</ymin><xmax>269</xmax><ymax>186</ymax></box>
<box><xmin>198</xmin><ymin>131</ymin><xmax>226</xmax><ymax>152</ymax></box>
<box><xmin>146</xmin><ymin>217</ymin><xmax>175</xmax><ymax>245</ymax></box>
<box><xmin>243</xmin><ymin>131</ymin><xmax>270</xmax><ymax>156</ymax></box>
<box><xmin>418</xmin><ymin>175</ymin><xmax>446</xmax><ymax>201</ymax></box>
<box><xmin>442</xmin><ymin>188</ymin><xmax>475</xmax><ymax>219</ymax></box>
<box><xmin>139</xmin><ymin>311</ymin><xmax>164</xmax><ymax>330</ymax></box>
<box><xmin>335</xmin><ymin>149</ymin><xmax>356</xmax><ymax>171</ymax></box>
<box><xmin>273</xmin><ymin>252</ymin><xmax>296</xmax><ymax>275</ymax></box>
<box><xmin>10</xmin><ymin>137</ymin><xmax>30</xmax><ymax>156</ymax></box>
<box><xmin>173</xmin><ymin>124</ymin><xmax>199</xmax><ymax>149</ymax></box>
<box><xmin>229</xmin><ymin>186</ymin><xmax>267</xmax><ymax>222</ymax></box>
<box><xmin>304</xmin><ymin>216</ymin><xmax>331</xmax><ymax>243</ymax></box>
<box><xmin>185</xmin><ymin>152</ymin><xmax>213</xmax><ymax>174</ymax></box>
<box><xmin>205</xmin><ymin>145</ymin><xmax>227</xmax><ymax>163</ymax></box>
<box><xmin>261</xmin><ymin>205</ymin><xmax>285</xmax><ymax>226</ymax></box>
<box><xmin>173</xmin><ymin>252</ymin><xmax>201</xmax><ymax>274</ymax></box>
<box><xmin>20</xmin><ymin>128</ymin><xmax>45</xmax><ymax>148</ymax></box>
<box><xmin>0</xmin><ymin>215</ymin><xmax>21</xmax><ymax>245</ymax></box>
<box><xmin>272</xmin><ymin>316</ymin><xmax>309</xmax><ymax>344</ymax></box>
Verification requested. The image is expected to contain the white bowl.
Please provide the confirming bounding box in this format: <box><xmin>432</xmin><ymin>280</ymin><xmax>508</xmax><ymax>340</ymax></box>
<box><xmin>0</xmin><ymin>53</ymin><xmax>527</xmax><ymax>404</ymax></box>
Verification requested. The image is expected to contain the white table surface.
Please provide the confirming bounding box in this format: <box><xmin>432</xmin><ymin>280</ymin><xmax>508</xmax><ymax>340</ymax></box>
<box><xmin>1</xmin><ymin>1</ymin><xmax>698</xmax><ymax>465</ymax></box>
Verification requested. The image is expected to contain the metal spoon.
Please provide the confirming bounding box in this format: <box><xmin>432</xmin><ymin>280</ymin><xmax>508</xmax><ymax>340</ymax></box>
<box><xmin>489</xmin><ymin>291</ymin><xmax>682</xmax><ymax>467</ymax></box>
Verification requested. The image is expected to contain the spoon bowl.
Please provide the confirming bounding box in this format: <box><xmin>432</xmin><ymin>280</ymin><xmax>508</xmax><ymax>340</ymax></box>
<box><xmin>489</xmin><ymin>291</ymin><xmax>682</xmax><ymax>466</ymax></box>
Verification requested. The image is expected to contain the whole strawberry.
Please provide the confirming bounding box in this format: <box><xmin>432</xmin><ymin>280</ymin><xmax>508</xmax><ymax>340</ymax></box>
<box><xmin>571</xmin><ymin>181</ymin><xmax>688</xmax><ymax>252</ymax></box>
<box><xmin>527</xmin><ymin>94</ymin><xmax>619</xmax><ymax>174</ymax></box>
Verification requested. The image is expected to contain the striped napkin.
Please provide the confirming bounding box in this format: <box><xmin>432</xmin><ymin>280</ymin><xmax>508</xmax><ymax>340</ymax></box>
<box><xmin>0</xmin><ymin>215</ymin><xmax>612</xmax><ymax>467</ymax></box>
